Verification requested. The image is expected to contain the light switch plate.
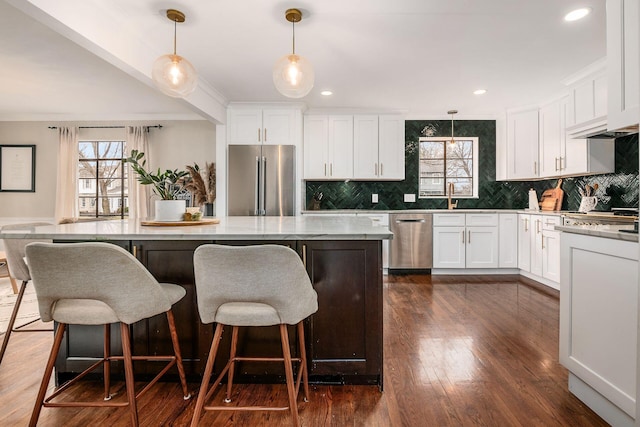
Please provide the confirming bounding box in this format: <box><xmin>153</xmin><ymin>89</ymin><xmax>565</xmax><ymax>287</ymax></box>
<box><xmin>372</xmin><ymin>194</ymin><xmax>378</xmax><ymax>203</ymax></box>
<box><xmin>404</xmin><ymin>194</ymin><xmax>416</xmax><ymax>203</ymax></box>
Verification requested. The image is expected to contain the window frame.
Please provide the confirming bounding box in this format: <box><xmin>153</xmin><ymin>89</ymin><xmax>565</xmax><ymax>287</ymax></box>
<box><xmin>77</xmin><ymin>140</ymin><xmax>128</xmax><ymax>219</ymax></box>
<box><xmin>418</xmin><ymin>136</ymin><xmax>479</xmax><ymax>199</ymax></box>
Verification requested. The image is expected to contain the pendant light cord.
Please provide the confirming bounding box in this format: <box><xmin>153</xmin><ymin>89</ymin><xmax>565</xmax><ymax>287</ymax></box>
<box><xmin>292</xmin><ymin>19</ymin><xmax>296</xmax><ymax>55</ymax></box>
<box><xmin>173</xmin><ymin>18</ymin><xmax>177</xmax><ymax>55</ymax></box>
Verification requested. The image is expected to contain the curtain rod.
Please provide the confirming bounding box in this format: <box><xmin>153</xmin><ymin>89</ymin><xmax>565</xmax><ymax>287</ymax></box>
<box><xmin>47</xmin><ymin>125</ymin><xmax>163</xmax><ymax>130</ymax></box>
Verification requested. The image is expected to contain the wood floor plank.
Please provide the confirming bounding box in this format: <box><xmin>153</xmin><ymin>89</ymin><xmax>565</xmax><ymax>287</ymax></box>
<box><xmin>0</xmin><ymin>274</ymin><xmax>609</xmax><ymax>426</ymax></box>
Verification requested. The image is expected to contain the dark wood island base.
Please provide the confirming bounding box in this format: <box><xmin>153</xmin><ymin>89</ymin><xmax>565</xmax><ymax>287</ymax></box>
<box><xmin>54</xmin><ymin>239</ymin><xmax>383</xmax><ymax>388</ymax></box>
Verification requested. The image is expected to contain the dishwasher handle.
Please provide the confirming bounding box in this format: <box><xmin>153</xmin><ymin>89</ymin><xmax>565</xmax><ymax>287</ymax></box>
<box><xmin>395</xmin><ymin>218</ymin><xmax>426</xmax><ymax>223</ymax></box>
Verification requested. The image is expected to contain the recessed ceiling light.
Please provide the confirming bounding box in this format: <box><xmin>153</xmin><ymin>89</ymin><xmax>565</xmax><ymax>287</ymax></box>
<box><xmin>473</xmin><ymin>89</ymin><xmax>487</xmax><ymax>95</ymax></box>
<box><xmin>564</xmin><ymin>8</ymin><xmax>591</xmax><ymax>22</ymax></box>
<box><xmin>320</xmin><ymin>90</ymin><xmax>333</xmax><ymax>96</ymax></box>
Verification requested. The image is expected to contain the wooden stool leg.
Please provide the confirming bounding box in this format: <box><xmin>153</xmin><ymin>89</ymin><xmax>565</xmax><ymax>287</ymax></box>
<box><xmin>191</xmin><ymin>323</ymin><xmax>224</xmax><ymax>427</ymax></box>
<box><xmin>8</xmin><ymin>275</ymin><xmax>18</xmax><ymax>294</ymax></box>
<box><xmin>225</xmin><ymin>326</ymin><xmax>239</xmax><ymax>403</ymax></box>
<box><xmin>297</xmin><ymin>321</ymin><xmax>310</xmax><ymax>402</ymax></box>
<box><xmin>280</xmin><ymin>324</ymin><xmax>300</xmax><ymax>427</ymax></box>
<box><xmin>166</xmin><ymin>309</ymin><xmax>190</xmax><ymax>399</ymax></box>
<box><xmin>120</xmin><ymin>323</ymin><xmax>139</xmax><ymax>427</ymax></box>
<box><xmin>29</xmin><ymin>323</ymin><xmax>66</xmax><ymax>427</ymax></box>
<box><xmin>103</xmin><ymin>324</ymin><xmax>111</xmax><ymax>400</ymax></box>
<box><xmin>0</xmin><ymin>280</ymin><xmax>28</xmax><ymax>365</ymax></box>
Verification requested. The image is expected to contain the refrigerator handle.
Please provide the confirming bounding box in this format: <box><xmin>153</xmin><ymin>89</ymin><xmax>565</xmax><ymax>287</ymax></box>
<box><xmin>260</xmin><ymin>156</ymin><xmax>267</xmax><ymax>215</ymax></box>
<box><xmin>254</xmin><ymin>156</ymin><xmax>260</xmax><ymax>215</ymax></box>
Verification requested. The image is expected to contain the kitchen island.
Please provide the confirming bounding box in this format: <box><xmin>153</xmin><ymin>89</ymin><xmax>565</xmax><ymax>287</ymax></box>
<box><xmin>558</xmin><ymin>224</ymin><xmax>638</xmax><ymax>426</ymax></box>
<box><xmin>0</xmin><ymin>216</ymin><xmax>391</xmax><ymax>387</ymax></box>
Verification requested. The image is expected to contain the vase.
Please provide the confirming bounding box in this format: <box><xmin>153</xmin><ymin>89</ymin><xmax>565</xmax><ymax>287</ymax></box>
<box><xmin>204</xmin><ymin>202</ymin><xmax>215</xmax><ymax>217</ymax></box>
<box><xmin>154</xmin><ymin>200</ymin><xmax>186</xmax><ymax>221</ymax></box>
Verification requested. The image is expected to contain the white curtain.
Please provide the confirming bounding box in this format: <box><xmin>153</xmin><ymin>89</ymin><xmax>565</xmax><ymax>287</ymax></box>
<box><xmin>55</xmin><ymin>127</ymin><xmax>79</xmax><ymax>224</ymax></box>
<box><xmin>126</xmin><ymin>126</ymin><xmax>150</xmax><ymax>220</ymax></box>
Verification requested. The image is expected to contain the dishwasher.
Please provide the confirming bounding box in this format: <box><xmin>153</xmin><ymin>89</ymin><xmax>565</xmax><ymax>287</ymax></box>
<box><xmin>389</xmin><ymin>213</ymin><xmax>433</xmax><ymax>272</ymax></box>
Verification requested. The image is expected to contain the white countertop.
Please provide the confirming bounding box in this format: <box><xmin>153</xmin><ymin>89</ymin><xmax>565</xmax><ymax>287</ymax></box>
<box><xmin>0</xmin><ymin>216</ymin><xmax>392</xmax><ymax>241</ymax></box>
<box><xmin>302</xmin><ymin>209</ymin><xmax>562</xmax><ymax>215</ymax></box>
<box><xmin>556</xmin><ymin>224</ymin><xmax>639</xmax><ymax>242</ymax></box>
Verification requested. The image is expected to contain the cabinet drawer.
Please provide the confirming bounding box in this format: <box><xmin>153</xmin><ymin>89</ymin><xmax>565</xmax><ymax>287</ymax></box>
<box><xmin>433</xmin><ymin>213</ymin><xmax>465</xmax><ymax>226</ymax></box>
<box><xmin>466</xmin><ymin>213</ymin><xmax>499</xmax><ymax>227</ymax></box>
<box><xmin>541</xmin><ymin>215</ymin><xmax>561</xmax><ymax>231</ymax></box>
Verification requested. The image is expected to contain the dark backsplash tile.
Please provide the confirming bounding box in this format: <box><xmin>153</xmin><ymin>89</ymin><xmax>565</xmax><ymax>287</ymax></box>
<box><xmin>306</xmin><ymin>120</ymin><xmax>639</xmax><ymax>211</ymax></box>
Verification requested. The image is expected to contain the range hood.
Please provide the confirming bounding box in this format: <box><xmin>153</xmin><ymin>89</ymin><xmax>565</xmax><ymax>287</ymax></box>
<box><xmin>567</xmin><ymin>115</ymin><xmax>639</xmax><ymax>139</ymax></box>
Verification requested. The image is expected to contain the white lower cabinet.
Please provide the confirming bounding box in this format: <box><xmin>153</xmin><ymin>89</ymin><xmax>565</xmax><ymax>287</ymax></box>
<box><xmin>560</xmin><ymin>232</ymin><xmax>638</xmax><ymax>425</ymax></box>
<box><xmin>498</xmin><ymin>213</ymin><xmax>518</xmax><ymax>268</ymax></box>
<box><xmin>518</xmin><ymin>213</ymin><xmax>561</xmax><ymax>289</ymax></box>
<box><xmin>433</xmin><ymin>213</ymin><xmax>498</xmax><ymax>269</ymax></box>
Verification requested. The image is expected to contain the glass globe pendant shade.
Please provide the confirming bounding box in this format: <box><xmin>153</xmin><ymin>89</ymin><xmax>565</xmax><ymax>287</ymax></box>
<box><xmin>152</xmin><ymin>53</ymin><xmax>198</xmax><ymax>98</ymax></box>
<box><xmin>273</xmin><ymin>53</ymin><xmax>314</xmax><ymax>98</ymax></box>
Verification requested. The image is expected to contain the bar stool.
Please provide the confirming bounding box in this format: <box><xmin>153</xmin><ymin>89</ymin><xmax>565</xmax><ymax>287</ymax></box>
<box><xmin>0</xmin><ymin>250</ymin><xmax>18</xmax><ymax>294</ymax></box>
<box><xmin>0</xmin><ymin>222</ymin><xmax>53</xmax><ymax>366</ymax></box>
<box><xmin>25</xmin><ymin>242</ymin><xmax>191</xmax><ymax>427</ymax></box>
<box><xmin>191</xmin><ymin>244</ymin><xmax>318</xmax><ymax>427</ymax></box>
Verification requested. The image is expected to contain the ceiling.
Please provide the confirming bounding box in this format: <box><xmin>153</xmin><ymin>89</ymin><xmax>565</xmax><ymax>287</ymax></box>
<box><xmin>0</xmin><ymin>0</ymin><xmax>606</xmax><ymax>123</ymax></box>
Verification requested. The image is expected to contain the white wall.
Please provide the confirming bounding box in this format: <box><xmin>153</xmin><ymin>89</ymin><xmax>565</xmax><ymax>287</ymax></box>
<box><xmin>0</xmin><ymin>120</ymin><xmax>216</xmax><ymax>220</ymax></box>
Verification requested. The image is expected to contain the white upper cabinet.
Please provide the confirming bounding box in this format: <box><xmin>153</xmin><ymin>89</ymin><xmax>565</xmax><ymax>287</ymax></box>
<box><xmin>506</xmin><ymin>107</ymin><xmax>539</xmax><ymax>179</ymax></box>
<box><xmin>565</xmin><ymin>60</ymin><xmax>608</xmax><ymax>138</ymax></box>
<box><xmin>305</xmin><ymin>113</ymin><xmax>404</xmax><ymax>181</ymax></box>
<box><xmin>377</xmin><ymin>115</ymin><xmax>405</xmax><ymax>179</ymax></box>
<box><xmin>607</xmin><ymin>0</ymin><xmax>639</xmax><ymax>132</ymax></box>
<box><xmin>538</xmin><ymin>98</ymin><xmax>563</xmax><ymax>178</ymax></box>
<box><xmin>228</xmin><ymin>106</ymin><xmax>297</xmax><ymax>145</ymax></box>
<box><xmin>353</xmin><ymin>115</ymin><xmax>380</xmax><ymax>179</ymax></box>
<box><xmin>353</xmin><ymin>115</ymin><xmax>405</xmax><ymax>180</ymax></box>
<box><xmin>303</xmin><ymin>115</ymin><xmax>353</xmax><ymax>180</ymax></box>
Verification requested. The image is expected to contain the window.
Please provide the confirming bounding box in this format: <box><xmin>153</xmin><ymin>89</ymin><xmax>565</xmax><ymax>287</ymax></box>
<box><xmin>78</xmin><ymin>141</ymin><xmax>128</xmax><ymax>218</ymax></box>
<box><xmin>418</xmin><ymin>137</ymin><xmax>479</xmax><ymax>198</ymax></box>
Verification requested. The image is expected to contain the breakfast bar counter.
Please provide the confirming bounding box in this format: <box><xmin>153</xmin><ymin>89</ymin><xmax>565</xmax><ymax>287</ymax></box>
<box><xmin>0</xmin><ymin>216</ymin><xmax>390</xmax><ymax>387</ymax></box>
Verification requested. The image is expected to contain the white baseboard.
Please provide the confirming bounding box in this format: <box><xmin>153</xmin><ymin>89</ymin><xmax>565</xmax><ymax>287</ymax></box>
<box><xmin>431</xmin><ymin>268</ymin><xmax>519</xmax><ymax>275</ymax></box>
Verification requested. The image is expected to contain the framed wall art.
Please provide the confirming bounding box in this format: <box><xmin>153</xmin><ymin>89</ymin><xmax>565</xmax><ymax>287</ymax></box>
<box><xmin>0</xmin><ymin>145</ymin><xmax>36</xmax><ymax>192</ymax></box>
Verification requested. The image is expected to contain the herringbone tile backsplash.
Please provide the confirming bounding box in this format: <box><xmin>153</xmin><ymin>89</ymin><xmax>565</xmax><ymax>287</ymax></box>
<box><xmin>305</xmin><ymin>120</ymin><xmax>639</xmax><ymax>211</ymax></box>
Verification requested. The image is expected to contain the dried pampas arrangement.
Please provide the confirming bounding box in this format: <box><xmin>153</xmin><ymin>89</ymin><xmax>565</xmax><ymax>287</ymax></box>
<box><xmin>184</xmin><ymin>162</ymin><xmax>216</xmax><ymax>206</ymax></box>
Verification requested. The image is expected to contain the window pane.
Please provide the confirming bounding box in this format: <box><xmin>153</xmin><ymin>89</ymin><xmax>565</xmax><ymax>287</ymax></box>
<box><xmin>420</xmin><ymin>159</ymin><xmax>444</xmax><ymax>177</ymax></box>
<box><xmin>419</xmin><ymin>177</ymin><xmax>445</xmax><ymax>196</ymax></box>
<box><xmin>79</xmin><ymin>142</ymin><xmax>97</xmax><ymax>159</ymax></box>
<box><xmin>446</xmin><ymin>140</ymin><xmax>473</xmax><ymax>159</ymax></box>
<box><xmin>97</xmin><ymin>197</ymin><xmax>125</xmax><ymax>215</ymax></box>
<box><xmin>98</xmin><ymin>160</ymin><xmax>122</xmax><ymax>179</ymax></box>
<box><xmin>420</xmin><ymin>140</ymin><xmax>444</xmax><ymax>158</ymax></box>
<box><xmin>98</xmin><ymin>141</ymin><xmax>124</xmax><ymax>158</ymax></box>
<box><xmin>78</xmin><ymin>197</ymin><xmax>97</xmax><ymax>217</ymax></box>
<box><xmin>78</xmin><ymin>160</ymin><xmax>97</xmax><ymax>179</ymax></box>
<box><xmin>449</xmin><ymin>178</ymin><xmax>473</xmax><ymax>196</ymax></box>
<box><xmin>97</xmin><ymin>178</ymin><xmax>123</xmax><ymax>197</ymax></box>
<box><xmin>447</xmin><ymin>159</ymin><xmax>473</xmax><ymax>177</ymax></box>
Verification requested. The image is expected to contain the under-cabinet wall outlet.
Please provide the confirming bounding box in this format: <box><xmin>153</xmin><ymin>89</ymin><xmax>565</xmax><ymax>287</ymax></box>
<box><xmin>404</xmin><ymin>194</ymin><xmax>416</xmax><ymax>203</ymax></box>
<box><xmin>372</xmin><ymin>194</ymin><xmax>378</xmax><ymax>203</ymax></box>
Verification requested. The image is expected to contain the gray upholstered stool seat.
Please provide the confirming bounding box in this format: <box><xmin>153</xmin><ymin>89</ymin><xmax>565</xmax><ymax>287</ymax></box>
<box><xmin>25</xmin><ymin>242</ymin><xmax>191</xmax><ymax>427</ymax></box>
<box><xmin>190</xmin><ymin>244</ymin><xmax>318</xmax><ymax>427</ymax></box>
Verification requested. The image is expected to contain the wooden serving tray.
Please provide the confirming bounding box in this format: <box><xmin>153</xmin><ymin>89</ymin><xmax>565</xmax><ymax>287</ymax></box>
<box><xmin>141</xmin><ymin>218</ymin><xmax>220</xmax><ymax>226</ymax></box>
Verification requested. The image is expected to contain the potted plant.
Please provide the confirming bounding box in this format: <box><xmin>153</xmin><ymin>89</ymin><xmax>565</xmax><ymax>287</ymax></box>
<box><xmin>123</xmin><ymin>149</ymin><xmax>189</xmax><ymax>221</ymax></box>
<box><xmin>183</xmin><ymin>162</ymin><xmax>216</xmax><ymax>216</ymax></box>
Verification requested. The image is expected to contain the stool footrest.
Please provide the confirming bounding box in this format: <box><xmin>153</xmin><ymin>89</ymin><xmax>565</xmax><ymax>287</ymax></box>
<box><xmin>205</xmin><ymin>405</ymin><xmax>290</xmax><ymax>412</ymax></box>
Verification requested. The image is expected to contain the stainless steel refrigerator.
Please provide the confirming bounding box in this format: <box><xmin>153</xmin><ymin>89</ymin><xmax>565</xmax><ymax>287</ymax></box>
<box><xmin>227</xmin><ymin>144</ymin><xmax>295</xmax><ymax>216</ymax></box>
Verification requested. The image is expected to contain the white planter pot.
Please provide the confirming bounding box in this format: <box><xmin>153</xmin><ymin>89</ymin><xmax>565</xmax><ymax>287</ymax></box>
<box><xmin>154</xmin><ymin>200</ymin><xmax>186</xmax><ymax>222</ymax></box>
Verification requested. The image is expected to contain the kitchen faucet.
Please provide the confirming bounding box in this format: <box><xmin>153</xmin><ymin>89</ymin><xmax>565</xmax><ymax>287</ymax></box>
<box><xmin>447</xmin><ymin>182</ymin><xmax>458</xmax><ymax>210</ymax></box>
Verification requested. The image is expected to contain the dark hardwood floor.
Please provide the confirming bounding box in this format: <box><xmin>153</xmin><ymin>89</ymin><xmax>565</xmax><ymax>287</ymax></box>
<box><xmin>0</xmin><ymin>274</ymin><xmax>608</xmax><ymax>426</ymax></box>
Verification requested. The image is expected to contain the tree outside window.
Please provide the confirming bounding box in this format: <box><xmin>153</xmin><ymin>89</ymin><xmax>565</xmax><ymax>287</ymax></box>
<box><xmin>78</xmin><ymin>141</ymin><xmax>128</xmax><ymax>218</ymax></box>
<box><xmin>418</xmin><ymin>137</ymin><xmax>479</xmax><ymax>198</ymax></box>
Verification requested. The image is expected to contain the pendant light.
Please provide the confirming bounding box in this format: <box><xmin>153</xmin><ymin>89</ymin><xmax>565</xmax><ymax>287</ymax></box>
<box><xmin>448</xmin><ymin>110</ymin><xmax>458</xmax><ymax>144</ymax></box>
<box><xmin>152</xmin><ymin>9</ymin><xmax>197</xmax><ymax>98</ymax></box>
<box><xmin>273</xmin><ymin>8</ymin><xmax>315</xmax><ymax>98</ymax></box>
